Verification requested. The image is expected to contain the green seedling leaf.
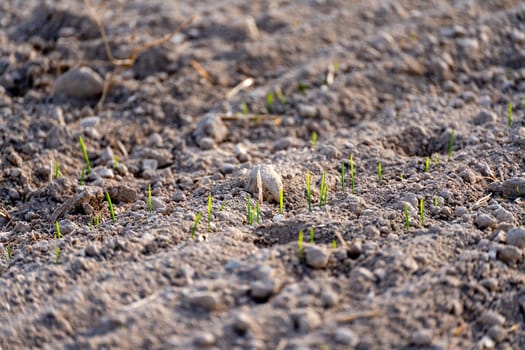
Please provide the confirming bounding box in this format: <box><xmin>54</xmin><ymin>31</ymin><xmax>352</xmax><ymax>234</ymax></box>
<box><xmin>340</xmin><ymin>161</ymin><xmax>345</xmax><ymax>193</ymax></box>
<box><xmin>241</xmin><ymin>102</ymin><xmax>249</xmax><ymax>114</ymax></box>
<box><xmin>6</xmin><ymin>245</ymin><xmax>12</xmax><ymax>259</ymax></box>
<box><xmin>425</xmin><ymin>157</ymin><xmax>430</xmax><ymax>173</ymax></box>
<box><xmin>79</xmin><ymin>136</ymin><xmax>91</xmax><ymax>174</ymax></box>
<box><xmin>191</xmin><ymin>211</ymin><xmax>202</xmax><ymax>240</ymax></box>
<box><xmin>404</xmin><ymin>205</ymin><xmax>410</xmax><ymax>231</ymax></box>
<box><xmin>319</xmin><ymin>172</ymin><xmax>326</xmax><ymax>208</ymax></box>
<box><xmin>377</xmin><ymin>162</ymin><xmax>382</xmax><ymax>182</ymax></box>
<box><xmin>275</xmin><ymin>87</ymin><xmax>287</xmax><ymax>104</ymax></box>
<box><xmin>311</xmin><ymin>131</ymin><xmax>317</xmax><ymax>147</ymax></box>
<box><xmin>113</xmin><ymin>156</ymin><xmax>119</xmax><ymax>169</ymax></box>
<box><xmin>433</xmin><ymin>153</ymin><xmax>439</xmax><ymax>166</ymax></box>
<box><xmin>298</xmin><ymin>230</ymin><xmax>304</xmax><ymax>259</ymax></box>
<box><xmin>309</xmin><ymin>227</ymin><xmax>315</xmax><ymax>243</ymax></box>
<box><xmin>55</xmin><ymin>246</ymin><xmax>61</xmax><ymax>264</ymax></box>
<box><xmin>79</xmin><ymin>166</ymin><xmax>86</xmax><ymax>185</ymax></box>
<box><xmin>266</xmin><ymin>92</ymin><xmax>274</xmax><ymax>113</ymax></box>
<box><xmin>448</xmin><ymin>130</ymin><xmax>454</xmax><ymax>160</ymax></box>
<box><xmin>54</xmin><ymin>161</ymin><xmax>62</xmax><ymax>178</ymax></box>
<box><xmin>350</xmin><ymin>154</ymin><xmax>355</xmax><ymax>194</ymax></box>
<box><xmin>508</xmin><ymin>102</ymin><xmax>513</xmax><ymax>128</ymax></box>
<box><xmin>433</xmin><ymin>197</ymin><xmax>438</xmax><ymax>207</ymax></box>
<box><xmin>306</xmin><ymin>171</ymin><xmax>312</xmax><ymax>211</ymax></box>
<box><xmin>207</xmin><ymin>194</ymin><xmax>212</xmax><ymax>231</ymax></box>
<box><xmin>55</xmin><ymin>221</ymin><xmax>62</xmax><ymax>240</ymax></box>
<box><xmin>105</xmin><ymin>191</ymin><xmax>116</xmax><ymax>223</ymax></box>
<box><xmin>279</xmin><ymin>187</ymin><xmax>284</xmax><ymax>215</ymax></box>
<box><xmin>298</xmin><ymin>82</ymin><xmax>307</xmax><ymax>94</ymax></box>
<box><xmin>332</xmin><ymin>239</ymin><xmax>337</xmax><ymax>248</ymax></box>
<box><xmin>246</xmin><ymin>194</ymin><xmax>254</xmax><ymax>225</ymax></box>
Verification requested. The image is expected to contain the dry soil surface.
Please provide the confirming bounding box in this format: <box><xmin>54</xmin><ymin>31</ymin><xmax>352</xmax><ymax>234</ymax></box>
<box><xmin>1</xmin><ymin>0</ymin><xmax>525</xmax><ymax>349</ymax></box>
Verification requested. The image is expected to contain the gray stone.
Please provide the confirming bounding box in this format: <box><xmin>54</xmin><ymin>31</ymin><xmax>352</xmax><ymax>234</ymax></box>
<box><xmin>488</xmin><ymin>325</ymin><xmax>506</xmax><ymax>342</ymax></box>
<box><xmin>232</xmin><ymin>312</ymin><xmax>259</xmax><ymax>334</ymax></box>
<box><xmin>172</xmin><ymin>190</ymin><xmax>186</xmax><ymax>202</ymax></box>
<box><xmin>250</xmin><ymin>279</ymin><xmax>275</xmax><ymax>301</ymax></box>
<box><xmin>479</xmin><ymin>310</ymin><xmax>506</xmax><ymax>327</ymax></box>
<box><xmin>198</xmin><ymin>137</ymin><xmax>215</xmax><ymax>150</ymax></box>
<box><xmin>475</xmin><ymin>214</ymin><xmax>497</xmax><ymax>230</ymax></box>
<box><xmin>505</xmin><ymin>228</ymin><xmax>525</xmax><ymax>248</ymax></box>
<box><xmin>142</xmin><ymin>159</ymin><xmax>158</xmax><ymax>171</ymax></box>
<box><xmin>219</xmin><ymin>163</ymin><xmax>235</xmax><ymax>174</ymax></box>
<box><xmin>493</xmin><ymin>206</ymin><xmax>514</xmax><ymax>223</ymax></box>
<box><xmin>489</xmin><ymin>178</ymin><xmax>525</xmax><ymax>198</ymax></box>
<box><xmin>498</xmin><ymin>245</ymin><xmax>522</xmax><ymax>264</ymax></box>
<box><xmin>95</xmin><ymin>167</ymin><xmax>114</xmax><ymax>179</ymax></box>
<box><xmin>335</xmin><ymin>328</ymin><xmax>359</xmax><ymax>346</ymax></box>
<box><xmin>188</xmin><ymin>291</ymin><xmax>222</xmax><ymax>311</ymax></box>
<box><xmin>85</xmin><ymin>244</ymin><xmax>99</xmax><ymax>257</ymax></box>
<box><xmin>246</xmin><ymin>164</ymin><xmax>283</xmax><ymax>203</ymax></box>
<box><xmin>53</xmin><ymin>67</ymin><xmax>104</xmax><ymax>99</ymax></box>
<box><xmin>194</xmin><ymin>114</ymin><xmax>228</xmax><ymax>144</ymax></box>
<box><xmin>108</xmin><ymin>185</ymin><xmax>137</xmax><ymax>203</ymax></box>
<box><xmin>234</xmin><ymin>144</ymin><xmax>250</xmax><ymax>162</ymax></box>
<box><xmin>298</xmin><ymin>104</ymin><xmax>318</xmax><ymax>118</ymax></box>
<box><xmin>194</xmin><ymin>332</ymin><xmax>216</xmax><ymax>347</ymax></box>
<box><xmin>304</xmin><ymin>244</ymin><xmax>330</xmax><ymax>269</ymax></box>
<box><xmin>58</xmin><ymin>219</ymin><xmax>77</xmax><ymax>235</ymax></box>
<box><xmin>473</xmin><ymin>110</ymin><xmax>497</xmax><ymax>125</ymax></box>
<box><xmin>412</xmin><ymin>329</ymin><xmax>433</xmax><ymax>346</ymax></box>
<box><xmin>292</xmin><ymin>308</ymin><xmax>322</xmax><ymax>333</ymax></box>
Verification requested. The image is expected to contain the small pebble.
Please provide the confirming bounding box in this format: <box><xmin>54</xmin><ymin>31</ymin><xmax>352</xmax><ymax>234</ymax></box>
<box><xmin>298</xmin><ymin>104</ymin><xmax>318</xmax><ymax>118</ymax></box>
<box><xmin>172</xmin><ymin>190</ymin><xmax>186</xmax><ymax>202</ymax></box>
<box><xmin>85</xmin><ymin>244</ymin><xmax>99</xmax><ymax>257</ymax></box>
<box><xmin>220</xmin><ymin>163</ymin><xmax>235</xmax><ymax>174</ymax></box>
<box><xmin>188</xmin><ymin>291</ymin><xmax>222</xmax><ymax>311</ymax></box>
<box><xmin>194</xmin><ymin>332</ymin><xmax>216</xmax><ymax>347</ymax></box>
<box><xmin>487</xmin><ymin>325</ymin><xmax>506</xmax><ymax>342</ymax></box>
<box><xmin>250</xmin><ymin>279</ymin><xmax>275</xmax><ymax>301</ymax></box>
<box><xmin>497</xmin><ymin>245</ymin><xmax>522</xmax><ymax>264</ymax></box>
<box><xmin>142</xmin><ymin>159</ymin><xmax>158</xmax><ymax>171</ymax></box>
<box><xmin>304</xmin><ymin>244</ymin><xmax>330</xmax><ymax>269</ymax></box>
<box><xmin>474</xmin><ymin>214</ymin><xmax>497</xmax><ymax>230</ymax></box>
<box><xmin>194</xmin><ymin>114</ymin><xmax>228</xmax><ymax>144</ymax></box>
<box><xmin>478</xmin><ymin>310</ymin><xmax>506</xmax><ymax>327</ymax></box>
<box><xmin>53</xmin><ymin>66</ymin><xmax>104</xmax><ymax>99</ymax></box>
<box><xmin>411</xmin><ymin>329</ymin><xmax>433</xmax><ymax>346</ymax></box>
<box><xmin>505</xmin><ymin>227</ymin><xmax>525</xmax><ymax>248</ymax></box>
<box><xmin>292</xmin><ymin>308</ymin><xmax>322</xmax><ymax>333</ymax></box>
<box><xmin>246</xmin><ymin>164</ymin><xmax>283</xmax><ymax>203</ymax></box>
<box><xmin>335</xmin><ymin>328</ymin><xmax>359</xmax><ymax>346</ymax></box>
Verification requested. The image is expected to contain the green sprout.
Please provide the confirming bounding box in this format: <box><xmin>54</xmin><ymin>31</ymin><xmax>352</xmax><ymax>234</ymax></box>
<box><xmin>298</xmin><ymin>230</ymin><xmax>304</xmax><ymax>259</ymax></box>
<box><xmin>332</xmin><ymin>239</ymin><xmax>337</xmax><ymax>248</ymax></box>
<box><xmin>147</xmin><ymin>184</ymin><xmax>153</xmax><ymax>214</ymax></box>
<box><xmin>241</xmin><ymin>102</ymin><xmax>249</xmax><ymax>114</ymax></box>
<box><xmin>6</xmin><ymin>245</ymin><xmax>12</xmax><ymax>259</ymax></box>
<box><xmin>275</xmin><ymin>87</ymin><xmax>287</xmax><ymax>104</ymax></box>
<box><xmin>54</xmin><ymin>161</ymin><xmax>62</xmax><ymax>178</ymax></box>
<box><xmin>247</xmin><ymin>194</ymin><xmax>254</xmax><ymax>225</ymax></box>
<box><xmin>404</xmin><ymin>205</ymin><xmax>410</xmax><ymax>231</ymax></box>
<box><xmin>79</xmin><ymin>166</ymin><xmax>86</xmax><ymax>185</ymax></box>
<box><xmin>207</xmin><ymin>194</ymin><xmax>212</xmax><ymax>231</ymax></box>
<box><xmin>311</xmin><ymin>131</ymin><xmax>317</xmax><ymax>147</ymax></box>
<box><xmin>309</xmin><ymin>227</ymin><xmax>315</xmax><ymax>243</ymax></box>
<box><xmin>425</xmin><ymin>157</ymin><xmax>430</xmax><ymax>173</ymax></box>
<box><xmin>433</xmin><ymin>153</ymin><xmax>439</xmax><ymax>166</ymax></box>
<box><xmin>377</xmin><ymin>162</ymin><xmax>382</xmax><ymax>182</ymax></box>
<box><xmin>90</xmin><ymin>214</ymin><xmax>101</xmax><ymax>229</ymax></box>
<box><xmin>508</xmin><ymin>102</ymin><xmax>513</xmax><ymax>128</ymax></box>
<box><xmin>433</xmin><ymin>197</ymin><xmax>438</xmax><ymax>207</ymax></box>
<box><xmin>266</xmin><ymin>92</ymin><xmax>274</xmax><ymax>113</ymax></box>
<box><xmin>306</xmin><ymin>171</ymin><xmax>312</xmax><ymax>211</ymax></box>
<box><xmin>319</xmin><ymin>172</ymin><xmax>327</xmax><ymax>208</ymax></box>
<box><xmin>279</xmin><ymin>187</ymin><xmax>284</xmax><ymax>215</ymax></box>
<box><xmin>79</xmin><ymin>136</ymin><xmax>91</xmax><ymax>174</ymax></box>
<box><xmin>448</xmin><ymin>129</ymin><xmax>454</xmax><ymax>160</ymax></box>
<box><xmin>340</xmin><ymin>161</ymin><xmax>345</xmax><ymax>193</ymax></box>
<box><xmin>350</xmin><ymin>154</ymin><xmax>355</xmax><ymax>194</ymax></box>
<box><xmin>105</xmin><ymin>191</ymin><xmax>116</xmax><ymax>223</ymax></box>
<box><xmin>298</xmin><ymin>82</ymin><xmax>307</xmax><ymax>94</ymax></box>
<box><xmin>55</xmin><ymin>221</ymin><xmax>62</xmax><ymax>240</ymax></box>
<box><xmin>255</xmin><ymin>201</ymin><xmax>261</xmax><ymax>224</ymax></box>
<box><xmin>113</xmin><ymin>156</ymin><xmax>120</xmax><ymax>169</ymax></box>
<box><xmin>419</xmin><ymin>199</ymin><xmax>425</xmax><ymax>226</ymax></box>
<box><xmin>191</xmin><ymin>211</ymin><xmax>202</xmax><ymax>240</ymax></box>
<box><xmin>219</xmin><ymin>200</ymin><xmax>228</xmax><ymax>211</ymax></box>
<box><xmin>55</xmin><ymin>247</ymin><xmax>61</xmax><ymax>264</ymax></box>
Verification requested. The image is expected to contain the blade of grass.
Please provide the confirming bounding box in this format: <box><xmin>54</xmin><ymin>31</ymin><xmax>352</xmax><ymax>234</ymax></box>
<box><xmin>105</xmin><ymin>191</ymin><xmax>116</xmax><ymax>223</ymax></box>
<box><xmin>55</xmin><ymin>246</ymin><xmax>61</xmax><ymax>264</ymax></box>
<box><xmin>207</xmin><ymin>194</ymin><xmax>212</xmax><ymax>231</ymax></box>
<box><xmin>79</xmin><ymin>136</ymin><xmax>91</xmax><ymax>174</ymax></box>
<box><xmin>340</xmin><ymin>161</ymin><xmax>345</xmax><ymax>193</ymax></box>
<box><xmin>377</xmin><ymin>162</ymin><xmax>382</xmax><ymax>182</ymax></box>
<box><xmin>298</xmin><ymin>230</ymin><xmax>304</xmax><ymax>259</ymax></box>
<box><xmin>309</xmin><ymin>227</ymin><xmax>315</xmax><ymax>243</ymax></box>
<box><xmin>279</xmin><ymin>187</ymin><xmax>284</xmax><ymax>215</ymax></box>
<box><xmin>350</xmin><ymin>154</ymin><xmax>355</xmax><ymax>194</ymax></box>
<box><xmin>311</xmin><ymin>131</ymin><xmax>317</xmax><ymax>147</ymax></box>
<box><xmin>425</xmin><ymin>156</ymin><xmax>430</xmax><ymax>173</ymax></box>
<box><xmin>508</xmin><ymin>102</ymin><xmax>513</xmax><ymax>127</ymax></box>
<box><xmin>448</xmin><ymin>129</ymin><xmax>454</xmax><ymax>160</ymax></box>
<box><xmin>147</xmin><ymin>184</ymin><xmax>153</xmax><ymax>214</ymax></box>
<box><xmin>306</xmin><ymin>171</ymin><xmax>312</xmax><ymax>211</ymax></box>
<box><xmin>419</xmin><ymin>198</ymin><xmax>425</xmax><ymax>226</ymax></box>
<box><xmin>404</xmin><ymin>205</ymin><xmax>410</xmax><ymax>231</ymax></box>
<box><xmin>55</xmin><ymin>221</ymin><xmax>62</xmax><ymax>239</ymax></box>
<box><xmin>191</xmin><ymin>211</ymin><xmax>202</xmax><ymax>240</ymax></box>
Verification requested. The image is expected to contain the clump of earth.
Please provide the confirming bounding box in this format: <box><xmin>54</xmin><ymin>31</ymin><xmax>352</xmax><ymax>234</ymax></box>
<box><xmin>1</xmin><ymin>0</ymin><xmax>525</xmax><ymax>349</ymax></box>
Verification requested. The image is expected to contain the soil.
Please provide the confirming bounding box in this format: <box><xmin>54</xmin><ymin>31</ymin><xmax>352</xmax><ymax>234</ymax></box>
<box><xmin>1</xmin><ymin>0</ymin><xmax>525</xmax><ymax>349</ymax></box>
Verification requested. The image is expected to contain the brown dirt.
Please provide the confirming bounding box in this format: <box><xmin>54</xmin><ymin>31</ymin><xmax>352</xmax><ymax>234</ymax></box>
<box><xmin>1</xmin><ymin>0</ymin><xmax>525</xmax><ymax>349</ymax></box>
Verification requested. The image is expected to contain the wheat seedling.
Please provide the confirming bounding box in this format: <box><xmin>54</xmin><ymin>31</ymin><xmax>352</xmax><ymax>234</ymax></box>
<box><xmin>298</xmin><ymin>230</ymin><xmax>304</xmax><ymax>259</ymax></box>
<box><xmin>319</xmin><ymin>172</ymin><xmax>327</xmax><ymax>208</ymax></box>
<box><xmin>298</xmin><ymin>82</ymin><xmax>307</xmax><ymax>94</ymax></box>
<box><xmin>105</xmin><ymin>191</ymin><xmax>116</xmax><ymax>222</ymax></box>
<box><xmin>275</xmin><ymin>87</ymin><xmax>287</xmax><ymax>104</ymax></box>
<box><xmin>266</xmin><ymin>92</ymin><xmax>274</xmax><ymax>113</ymax></box>
<box><xmin>219</xmin><ymin>200</ymin><xmax>228</xmax><ymax>211</ymax></box>
<box><xmin>6</xmin><ymin>245</ymin><xmax>12</xmax><ymax>259</ymax></box>
<box><xmin>419</xmin><ymin>199</ymin><xmax>425</xmax><ymax>226</ymax></box>
<box><xmin>377</xmin><ymin>162</ymin><xmax>382</xmax><ymax>182</ymax></box>
<box><xmin>113</xmin><ymin>156</ymin><xmax>119</xmax><ymax>169</ymax></box>
<box><xmin>55</xmin><ymin>221</ymin><xmax>62</xmax><ymax>240</ymax></box>
<box><xmin>191</xmin><ymin>211</ymin><xmax>202</xmax><ymax>240</ymax></box>
<box><xmin>433</xmin><ymin>197</ymin><xmax>438</xmax><ymax>207</ymax></box>
<box><xmin>241</xmin><ymin>102</ymin><xmax>249</xmax><ymax>114</ymax></box>
<box><xmin>332</xmin><ymin>239</ymin><xmax>337</xmax><ymax>248</ymax></box>
<box><xmin>306</xmin><ymin>171</ymin><xmax>312</xmax><ymax>211</ymax></box>
<box><xmin>55</xmin><ymin>161</ymin><xmax>62</xmax><ymax>178</ymax></box>
<box><xmin>207</xmin><ymin>194</ymin><xmax>212</xmax><ymax>231</ymax></box>
<box><xmin>147</xmin><ymin>184</ymin><xmax>153</xmax><ymax>214</ymax></box>
<box><xmin>309</xmin><ymin>227</ymin><xmax>315</xmax><ymax>243</ymax></box>
<box><xmin>79</xmin><ymin>136</ymin><xmax>91</xmax><ymax>174</ymax></box>
<box><xmin>448</xmin><ymin>130</ymin><xmax>454</xmax><ymax>160</ymax></box>
<box><xmin>79</xmin><ymin>166</ymin><xmax>86</xmax><ymax>185</ymax></box>
<box><xmin>425</xmin><ymin>157</ymin><xmax>430</xmax><ymax>173</ymax></box>
<box><xmin>246</xmin><ymin>194</ymin><xmax>254</xmax><ymax>225</ymax></box>
<box><xmin>433</xmin><ymin>153</ymin><xmax>439</xmax><ymax>166</ymax></box>
<box><xmin>311</xmin><ymin>131</ymin><xmax>317</xmax><ymax>147</ymax></box>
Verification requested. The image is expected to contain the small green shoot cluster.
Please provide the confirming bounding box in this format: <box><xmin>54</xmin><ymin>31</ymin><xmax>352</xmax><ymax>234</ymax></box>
<box><xmin>246</xmin><ymin>194</ymin><xmax>260</xmax><ymax>225</ymax></box>
<box><xmin>55</xmin><ymin>247</ymin><xmax>61</xmax><ymax>264</ymax></box>
<box><xmin>105</xmin><ymin>191</ymin><xmax>116</xmax><ymax>222</ymax></box>
<box><xmin>113</xmin><ymin>156</ymin><xmax>120</xmax><ymax>169</ymax></box>
<box><xmin>241</xmin><ymin>102</ymin><xmax>249</xmax><ymax>114</ymax></box>
<box><xmin>89</xmin><ymin>215</ymin><xmax>101</xmax><ymax>228</ymax></box>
